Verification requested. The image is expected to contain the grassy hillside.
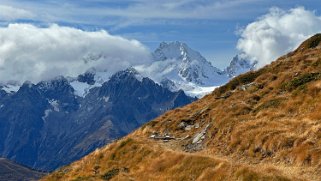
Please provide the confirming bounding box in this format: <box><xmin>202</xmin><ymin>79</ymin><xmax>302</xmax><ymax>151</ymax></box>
<box><xmin>43</xmin><ymin>34</ymin><xmax>321</xmax><ymax>181</ymax></box>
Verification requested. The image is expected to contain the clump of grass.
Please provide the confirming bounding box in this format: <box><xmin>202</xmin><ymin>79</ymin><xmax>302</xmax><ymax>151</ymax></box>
<box><xmin>308</xmin><ymin>34</ymin><xmax>321</xmax><ymax>48</ymax></box>
<box><xmin>71</xmin><ymin>176</ymin><xmax>92</xmax><ymax>181</ymax></box>
<box><xmin>235</xmin><ymin>168</ymin><xmax>260</xmax><ymax>181</ymax></box>
<box><xmin>45</xmin><ymin>170</ymin><xmax>65</xmax><ymax>180</ymax></box>
<box><xmin>312</xmin><ymin>58</ymin><xmax>321</xmax><ymax>68</ymax></box>
<box><xmin>254</xmin><ymin>99</ymin><xmax>284</xmax><ymax>113</ymax></box>
<box><xmin>101</xmin><ymin>168</ymin><xmax>120</xmax><ymax>180</ymax></box>
<box><xmin>145</xmin><ymin>120</ymin><xmax>158</xmax><ymax>128</ymax></box>
<box><xmin>235</xmin><ymin>168</ymin><xmax>291</xmax><ymax>181</ymax></box>
<box><xmin>218</xmin><ymin>69</ymin><xmax>265</xmax><ymax>95</ymax></box>
<box><xmin>281</xmin><ymin>73</ymin><xmax>321</xmax><ymax>91</ymax></box>
<box><xmin>309</xmin><ymin>103</ymin><xmax>321</xmax><ymax>120</ymax></box>
<box><xmin>110</xmin><ymin>153</ymin><xmax>116</xmax><ymax>160</ymax></box>
<box><xmin>296</xmin><ymin>34</ymin><xmax>321</xmax><ymax>51</ymax></box>
<box><xmin>118</xmin><ymin>138</ymin><xmax>133</xmax><ymax>149</ymax></box>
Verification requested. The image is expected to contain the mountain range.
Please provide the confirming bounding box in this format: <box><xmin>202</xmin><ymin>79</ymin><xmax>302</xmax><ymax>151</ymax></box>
<box><xmin>0</xmin><ymin>41</ymin><xmax>254</xmax><ymax>172</ymax></box>
<box><xmin>0</xmin><ymin>68</ymin><xmax>194</xmax><ymax>171</ymax></box>
<box><xmin>43</xmin><ymin>34</ymin><xmax>321</xmax><ymax>181</ymax></box>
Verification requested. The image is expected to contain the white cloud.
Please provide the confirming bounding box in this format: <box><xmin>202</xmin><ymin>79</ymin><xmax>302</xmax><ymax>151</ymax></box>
<box><xmin>0</xmin><ymin>5</ymin><xmax>34</xmax><ymax>20</ymax></box>
<box><xmin>237</xmin><ymin>7</ymin><xmax>321</xmax><ymax>68</ymax></box>
<box><xmin>0</xmin><ymin>24</ymin><xmax>151</xmax><ymax>84</ymax></box>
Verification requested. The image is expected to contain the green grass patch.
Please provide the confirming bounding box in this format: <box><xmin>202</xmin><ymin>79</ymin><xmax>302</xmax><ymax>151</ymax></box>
<box><xmin>218</xmin><ymin>69</ymin><xmax>265</xmax><ymax>95</ymax></box>
<box><xmin>254</xmin><ymin>99</ymin><xmax>284</xmax><ymax>113</ymax></box>
<box><xmin>281</xmin><ymin>72</ymin><xmax>321</xmax><ymax>91</ymax></box>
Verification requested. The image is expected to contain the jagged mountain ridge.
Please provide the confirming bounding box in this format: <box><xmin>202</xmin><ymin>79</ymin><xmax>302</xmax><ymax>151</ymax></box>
<box><xmin>0</xmin><ymin>41</ymin><xmax>254</xmax><ymax>98</ymax></box>
<box><xmin>0</xmin><ymin>69</ymin><xmax>195</xmax><ymax>171</ymax></box>
<box><xmin>136</xmin><ymin>41</ymin><xmax>253</xmax><ymax>97</ymax></box>
<box><xmin>44</xmin><ymin>34</ymin><xmax>321</xmax><ymax>181</ymax></box>
<box><xmin>152</xmin><ymin>41</ymin><xmax>225</xmax><ymax>85</ymax></box>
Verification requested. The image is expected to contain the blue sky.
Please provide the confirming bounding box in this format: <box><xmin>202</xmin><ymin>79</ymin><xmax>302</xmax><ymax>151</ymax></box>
<box><xmin>1</xmin><ymin>0</ymin><xmax>321</xmax><ymax>68</ymax></box>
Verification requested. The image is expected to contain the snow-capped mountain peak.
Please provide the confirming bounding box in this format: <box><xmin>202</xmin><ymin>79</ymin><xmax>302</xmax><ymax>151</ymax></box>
<box><xmin>108</xmin><ymin>67</ymin><xmax>143</xmax><ymax>82</ymax></box>
<box><xmin>151</xmin><ymin>41</ymin><xmax>227</xmax><ymax>85</ymax></box>
<box><xmin>135</xmin><ymin>41</ymin><xmax>229</xmax><ymax>97</ymax></box>
<box><xmin>153</xmin><ymin>41</ymin><xmax>205</xmax><ymax>63</ymax></box>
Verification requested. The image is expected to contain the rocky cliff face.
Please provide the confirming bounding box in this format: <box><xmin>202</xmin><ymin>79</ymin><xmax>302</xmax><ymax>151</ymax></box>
<box><xmin>0</xmin><ymin>69</ymin><xmax>194</xmax><ymax>171</ymax></box>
